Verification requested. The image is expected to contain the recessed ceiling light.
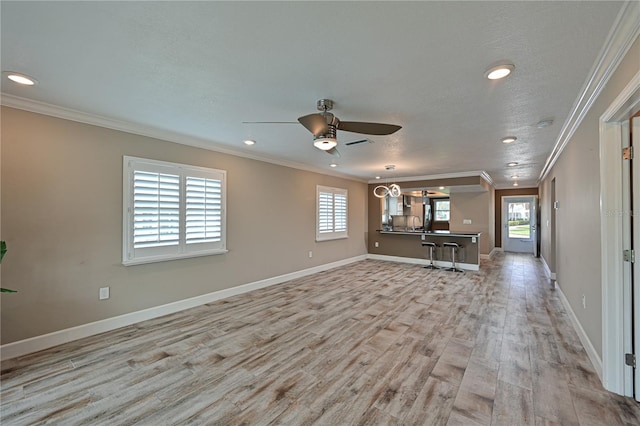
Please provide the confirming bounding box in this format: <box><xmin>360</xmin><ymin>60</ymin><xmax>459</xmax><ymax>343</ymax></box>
<box><xmin>511</xmin><ymin>175</ymin><xmax>519</xmax><ymax>179</ymax></box>
<box><xmin>507</xmin><ymin>162</ymin><xmax>518</xmax><ymax>167</ymax></box>
<box><xmin>330</xmin><ymin>163</ymin><xmax>338</xmax><ymax>168</ymax></box>
<box><xmin>536</xmin><ymin>119</ymin><xmax>554</xmax><ymax>128</ymax></box>
<box><xmin>501</xmin><ymin>136</ymin><xmax>517</xmax><ymax>144</ymax></box>
<box><xmin>5</xmin><ymin>72</ymin><xmax>37</xmax><ymax>86</ymax></box>
<box><xmin>439</xmin><ymin>186</ymin><xmax>445</xmax><ymax>190</ymax></box>
<box><xmin>384</xmin><ymin>165</ymin><xmax>396</xmax><ymax>171</ymax></box>
<box><xmin>485</xmin><ymin>64</ymin><xmax>515</xmax><ymax>80</ymax></box>
<box><xmin>513</xmin><ymin>182</ymin><xmax>519</xmax><ymax>187</ymax></box>
<box><xmin>243</xmin><ymin>139</ymin><xmax>256</xmax><ymax>146</ymax></box>
<box><xmin>375</xmin><ymin>176</ymin><xmax>381</xmax><ymax>180</ymax></box>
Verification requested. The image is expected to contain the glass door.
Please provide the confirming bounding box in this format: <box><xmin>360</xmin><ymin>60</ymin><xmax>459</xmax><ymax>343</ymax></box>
<box><xmin>502</xmin><ymin>196</ymin><xmax>536</xmax><ymax>253</ymax></box>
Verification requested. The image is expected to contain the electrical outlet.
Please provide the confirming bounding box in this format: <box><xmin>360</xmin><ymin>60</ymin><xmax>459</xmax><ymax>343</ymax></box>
<box><xmin>308</xmin><ymin>251</ymin><xmax>313</xmax><ymax>258</ymax></box>
<box><xmin>582</xmin><ymin>294</ymin><xmax>586</xmax><ymax>309</ymax></box>
<box><xmin>374</xmin><ymin>242</ymin><xmax>379</xmax><ymax>248</ymax></box>
<box><xmin>99</xmin><ymin>287</ymin><xmax>110</xmax><ymax>300</ymax></box>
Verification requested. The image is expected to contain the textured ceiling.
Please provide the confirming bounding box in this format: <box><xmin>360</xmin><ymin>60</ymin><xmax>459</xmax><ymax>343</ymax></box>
<box><xmin>0</xmin><ymin>1</ymin><xmax>625</xmax><ymax>187</ymax></box>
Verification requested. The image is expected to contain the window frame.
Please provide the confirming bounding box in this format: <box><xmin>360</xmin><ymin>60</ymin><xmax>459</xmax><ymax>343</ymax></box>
<box><xmin>316</xmin><ymin>185</ymin><xmax>348</xmax><ymax>242</ymax></box>
<box><xmin>123</xmin><ymin>156</ymin><xmax>227</xmax><ymax>266</ymax></box>
<box><xmin>433</xmin><ymin>198</ymin><xmax>451</xmax><ymax>222</ymax></box>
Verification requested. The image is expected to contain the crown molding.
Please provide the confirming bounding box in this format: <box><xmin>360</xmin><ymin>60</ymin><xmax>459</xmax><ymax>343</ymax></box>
<box><xmin>367</xmin><ymin>170</ymin><xmax>494</xmax><ymax>186</ymax></box>
<box><xmin>0</xmin><ymin>94</ymin><xmax>368</xmax><ymax>183</ymax></box>
<box><xmin>538</xmin><ymin>0</ymin><xmax>640</xmax><ymax>183</ymax></box>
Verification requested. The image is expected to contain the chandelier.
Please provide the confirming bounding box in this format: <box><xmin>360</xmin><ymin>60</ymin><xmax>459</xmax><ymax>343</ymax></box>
<box><xmin>373</xmin><ymin>165</ymin><xmax>401</xmax><ymax>198</ymax></box>
<box><xmin>373</xmin><ymin>183</ymin><xmax>401</xmax><ymax>198</ymax></box>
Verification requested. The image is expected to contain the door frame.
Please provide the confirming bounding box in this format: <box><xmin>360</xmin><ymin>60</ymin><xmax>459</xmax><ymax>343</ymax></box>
<box><xmin>600</xmin><ymin>70</ymin><xmax>640</xmax><ymax>396</ymax></box>
<box><xmin>501</xmin><ymin>195</ymin><xmax>538</xmax><ymax>254</ymax></box>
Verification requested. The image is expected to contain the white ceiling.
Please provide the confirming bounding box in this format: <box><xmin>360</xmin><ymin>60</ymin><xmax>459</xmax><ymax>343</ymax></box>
<box><xmin>0</xmin><ymin>1</ymin><xmax>625</xmax><ymax>187</ymax></box>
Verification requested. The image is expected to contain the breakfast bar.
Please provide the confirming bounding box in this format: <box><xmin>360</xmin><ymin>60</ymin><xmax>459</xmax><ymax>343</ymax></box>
<box><xmin>373</xmin><ymin>230</ymin><xmax>482</xmax><ymax>271</ymax></box>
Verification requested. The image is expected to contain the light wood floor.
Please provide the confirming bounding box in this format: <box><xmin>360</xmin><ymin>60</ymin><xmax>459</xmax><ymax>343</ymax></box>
<box><xmin>2</xmin><ymin>253</ymin><xmax>640</xmax><ymax>425</ymax></box>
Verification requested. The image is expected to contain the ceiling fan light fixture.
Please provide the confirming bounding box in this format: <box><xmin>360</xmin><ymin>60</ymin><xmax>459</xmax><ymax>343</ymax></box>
<box><xmin>313</xmin><ymin>137</ymin><xmax>338</xmax><ymax>151</ymax></box>
<box><xmin>485</xmin><ymin>63</ymin><xmax>515</xmax><ymax>80</ymax></box>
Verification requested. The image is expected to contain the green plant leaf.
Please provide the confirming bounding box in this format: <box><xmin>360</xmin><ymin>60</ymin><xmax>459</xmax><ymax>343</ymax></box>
<box><xmin>1</xmin><ymin>288</ymin><xmax>17</xmax><ymax>293</ymax></box>
<box><xmin>0</xmin><ymin>241</ymin><xmax>6</xmax><ymax>263</ymax></box>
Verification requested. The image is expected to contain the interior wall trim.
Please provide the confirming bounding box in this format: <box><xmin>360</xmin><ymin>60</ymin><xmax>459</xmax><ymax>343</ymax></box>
<box><xmin>540</xmin><ymin>255</ymin><xmax>556</xmax><ymax>280</ymax></box>
<box><xmin>366</xmin><ymin>171</ymin><xmax>492</xmax><ymax>185</ymax></box>
<box><xmin>538</xmin><ymin>0</ymin><xmax>640</xmax><ymax>183</ymax></box>
<box><xmin>480</xmin><ymin>247</ymin><xmax>500</xmax><ymax>260</ymax></box>
<box><xmin>0</xmin><ymin>95</ymin><xmax>367</xmax><ymax>184</ymax></box>
<box><xmin>599</xmin><ymin>69</ymin><xmax>640</xmax><ymax>396</ymax></box>
<box><xmin>556</xmin><ymin>281</ymin><xmax>603</xmax><ymax>381</ymax></box>
<box><xmin>367</xmin><ymin>253</ymin><xmax>479</xmax><ymax>271</ymax></box>
<box><xmin>0</xmin><ymin>255</ymin><xmax>367</xmax><ymax>361</ymax></box>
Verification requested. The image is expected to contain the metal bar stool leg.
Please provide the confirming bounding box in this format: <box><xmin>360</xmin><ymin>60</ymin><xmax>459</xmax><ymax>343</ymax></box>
<box><xmin>443</xmin><ymin>242</ymin><xmax>464</xmax><ymax>273</ymax></box>
<box><xmin>421</xmin><ymin>242</ymin><xmax>440</xmax><ymax>270</ymax></box>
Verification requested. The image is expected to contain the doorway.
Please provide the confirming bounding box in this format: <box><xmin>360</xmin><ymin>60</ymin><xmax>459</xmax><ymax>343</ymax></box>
<box><xmin>600</xmin><ymin>71</ymin><xmax>640</xmax><ymax>400</ymax></box>
<box><xmin>502</xmin><ymin>196</ymin><xmax>538</xmax><ymax>254</ymax></box>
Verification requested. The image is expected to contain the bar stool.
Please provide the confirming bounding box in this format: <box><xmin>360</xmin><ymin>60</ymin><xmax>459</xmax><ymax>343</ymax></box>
<box><xmin>443</xmin><ymin>242</ymin><xmax>464</xmax><ymax>273</ymax></box>
<box><xmin>421</xmin><ymin>241</ymin><xmax>440</xmax><ymax>270</ymax></box>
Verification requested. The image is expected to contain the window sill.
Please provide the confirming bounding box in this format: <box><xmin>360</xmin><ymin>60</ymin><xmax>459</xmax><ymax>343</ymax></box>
<box><xmin>316</xmin><ymin>235</ymin><xmax>349</xmax><ymax>242</ymax></box>
<box><xmin>123</xmin><ymin>249</ymin><xmax>229</xmax><ymax>266</ymax></box>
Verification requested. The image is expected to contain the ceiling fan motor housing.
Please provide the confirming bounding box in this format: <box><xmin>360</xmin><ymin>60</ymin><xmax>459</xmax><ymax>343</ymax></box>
<box><xmin>317</xmin><ymin>99</ymin><xmax>334</xmax><ymax>112</ymax></box>
<box><xmin>314</xmin><ymin>123</ymin><xmax>337</xmax><ymax>141</ymax></box>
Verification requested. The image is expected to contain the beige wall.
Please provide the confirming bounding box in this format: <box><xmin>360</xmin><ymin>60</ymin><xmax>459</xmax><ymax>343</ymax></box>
<box><xmin>449</xmin><ymin>190</ymin><xmax>494</xmax><ymax>255</ymax></box>
<box><xmin>0</xmin><ymin>107</ymin><xmax>368</xmax><ymax>344</ymax></box>
<box><xmin>539</xmin><ymin>35</ymin><xmax>640</xmax><ymax>358</ymax></box>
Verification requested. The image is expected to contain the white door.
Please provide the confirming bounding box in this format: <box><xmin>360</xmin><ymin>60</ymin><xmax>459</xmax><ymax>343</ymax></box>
<box><xmin>502</xmin><ymin>196</ymin><xmax>537</xmax><ymax>253</ymax></box>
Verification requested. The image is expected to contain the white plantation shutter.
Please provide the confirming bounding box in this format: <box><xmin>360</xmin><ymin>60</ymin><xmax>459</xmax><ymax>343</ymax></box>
<box><xmin>124</xmin><ymin>157</ymin><xmax>227</xmax><ymax>265</ymax></box>
<box><xmin>186</xmin><ymin>177</ymin><xmax>222</xmax><ymax>244</ymax></box>
<box><xmin>133</xmin><ymin>171</ymin><xmax>180</xmax><ymax>248</ymax></box>
<box><xmin>316</xmin><ymin>186</ymin><xmax>348</xmax><ymax>241</ymax></box>
<box><xmin>318</xmin><ymin>191</ymin><xmax>334</xmax><ymax>234</ymax></box>
<box><xmin>334</xmin><ymin>193</ymin><xmax>347</xmax><ymax>232</ymax></box>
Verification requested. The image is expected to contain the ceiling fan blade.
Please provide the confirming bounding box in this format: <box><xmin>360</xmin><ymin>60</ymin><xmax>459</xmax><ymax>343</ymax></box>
<box><xmin>298</xmin><ymin>113</ymin><xmax>329</xmax><ymax>136</ymax></box>
<box><xmin>326</xmin><ymin>147</ymin><xmax>340</xmax><ymax>157</ymax></box>
<box><xmin>337</xmin><ymin>121</ymin><xmax>401</xmax><ymax>135</ymax></box>
<box><xmin>344</xmin><ymin>139</ymin><xmax>372</xmax><ymax>146</ymax></box>
<box><xmin>242</xmin><ymin>121</ymin><xmax>298</xmax><ymax>124</ymax></box>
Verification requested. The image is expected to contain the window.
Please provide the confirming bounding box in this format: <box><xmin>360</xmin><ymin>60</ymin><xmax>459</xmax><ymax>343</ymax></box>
<box><xmin>123</xmin><ymin>156</ymin><xmax>227</xmax><ymax>265</ymax></box>
<box><xmin>316</xmin><ymin>185</ymin><xmax>348</xmax><ymax>241</ymax></box>
<box><xmin>434</xmin><ymin>199</ymin><xmax>450</xmax><ymax>222</ymax></box>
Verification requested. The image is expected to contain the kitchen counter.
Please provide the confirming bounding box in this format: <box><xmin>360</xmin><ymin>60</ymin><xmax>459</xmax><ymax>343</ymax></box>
<box><xmin>371</xmin><ymin>230</ymin><xmax>481</xmax><ymax>270</ymax></box>
<box><xmin>378</xmin><ymin>230</ymin><xmax>481</xmax><ymax>238</ymax></box>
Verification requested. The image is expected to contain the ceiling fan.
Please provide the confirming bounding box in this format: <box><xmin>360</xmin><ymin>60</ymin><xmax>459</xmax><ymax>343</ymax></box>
<box><xmin>245</xmin><ymin>99</ymin><xmax>402</xmax><ymax>157</ymax></box>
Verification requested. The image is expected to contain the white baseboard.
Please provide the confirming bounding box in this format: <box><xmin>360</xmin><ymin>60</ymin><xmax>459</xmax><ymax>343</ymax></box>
<box><xmin>366</xmin><ymin>254</ymin><xmax>479</xmax><ymax>271</ymax></box>
<box><xmin>480</xmin><ymin>247</ymin><xmax>501</xmax><ymax>260</ymax></box>
<box><xmin>0</xmin><ymin>255</ymin><xmax>367</xmax><ymax>361</ymax></box>
<box><xmin>540</xmin><ymin>255</ymin><xmax>557</xmax><ymax>280</ymax></box>
<box><xmin>556</xmin><ymin>282</ymin><xmax>603</xmax><ymax>380</ymax></box>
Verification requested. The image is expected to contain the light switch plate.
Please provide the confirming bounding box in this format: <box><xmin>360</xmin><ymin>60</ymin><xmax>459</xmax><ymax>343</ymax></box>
<box><xmin>463</xmin><ymin>219</ymin><xmax>472</xmax><ymax>225</ymax></box>
<box><xmin>99</xmin><ymin>287</ymin><xmax>110</xmax><ymax>300</ymax></box>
